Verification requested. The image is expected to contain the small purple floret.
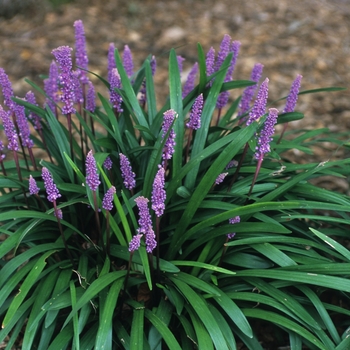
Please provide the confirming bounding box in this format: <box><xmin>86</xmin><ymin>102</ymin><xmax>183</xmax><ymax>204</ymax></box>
<box><xmin>283</xmin><ymin>74</ymin><xmax>302</xmax><ymax>113</ymax></box>
<box><xmin>54</xmin><ymin>209</ymin><xmax>63</xmax><ymax>220</ymax></box>
<box><xmin>186</xmin><ymin>93</ymin><xmax>203</xmax><ymax>130</ymax></box>
<box><xmin>177</xmin><ymin>56</ymin><xmax>185</xmax><ymax>74</ymax></box>
<box><xmin>102</xmin><ymin>186</ymin><xmax>116</xmax><ymax>211</ymax></box>
<box><xmin>85</xmin><ymin>150</ymin><xmax>100</xmax><ymax>191</ymax></box>
<box><xmin>215</xmin><ymin>172</ymin><xmax>228</xmax><ymax>185</ymax></box>
<box><xmin>255</xmin><ymin>108</ymin><xmax>279</xmax><ymax>160</ymax></box>
<box><xmin>29</xmin><ymin>175</ymin><xmax>40</xmax><ymax>195</ymax></box>
<box><xmin>52</xmin><ymin>46</ymin><xmax>76</xmax><ymax>115</ymax></box>
<box><xmin>119</xmin><ymin>153</ymin><xmax>136</xmax><ymax>190</ymax></box>
<box><xmin>128</xmin><ymin>233</ymin><xmax>143</xmax><ymax>252</ymax></box>
<box><xmin>246</xmin><ymin>78</ymin><xmax>269</xmax><ymax>126</ymax></box>
<box><xmin>151</xmin><ymin>166</ymin><xmax>166</xmax><ymax>217</ymax></box>
<box><xmin>103</xmin><ymin>156</ymin><xmax>113</xmax><ymax>170</ymax></box>
<box><xmin>162</xmin><ymin>109</ymin><xmax>177</xmax><ymax>161</ymax></box>
<box><xmin>42</xmin><ymin>167</ymin><xmax>61</xmax><ymax>202</ymax></box>
<box><xmin>228</xmin><ymin>216</ymin><xmax>240</xmax><ymax>239</ymax></box>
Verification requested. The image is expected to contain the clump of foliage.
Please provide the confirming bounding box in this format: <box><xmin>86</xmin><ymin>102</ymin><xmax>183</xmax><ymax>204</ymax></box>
<box><xmin>0</xmin><ymin>21</ymin><xmax>349</xmax><ymax>350</ymax></box>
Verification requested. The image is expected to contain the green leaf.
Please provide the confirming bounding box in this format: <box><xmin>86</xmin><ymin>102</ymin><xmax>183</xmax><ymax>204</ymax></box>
<box><xmin>309</xmin><ymin>227</ymin><xmax>350</xmax><ymax>262</ymax></box>
<box><xmin>131</xmin><ymin>307</ymin><xmax>145</xmax><ymax>350</ymax></box>
<box><xmin>243</xmin><ymin>308</ymin><xmax>328</xmax><ymax>350</ymax></box>
<box><xmin>170</xmin><ymin>278</ymin><xmax>228</xmax><ymax>349</ymax></box>
<box><xmin>2</xmin><ymin>250</ymin><xmax>58</xmax><ymax>328</ymax></box>
<box><xmin>170</xmin><ymin>260</ymin><xmax>236</xmax><ymax>275</ymax></box>
<box><xmin>62</xmin><ymin>271</ymin><xmax>127</xmax><ymax>329</ymax></box>
<box><xmin>252</xmin><ymin>243</ymin><xmax>297</xmax><ymax>267</ymax></box>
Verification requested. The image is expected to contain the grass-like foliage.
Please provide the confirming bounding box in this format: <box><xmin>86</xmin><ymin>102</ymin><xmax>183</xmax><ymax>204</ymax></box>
<box><xmin>0</xmin><ymin>21</ymin><xmax>349</xmax><ymax>349</ymax></box>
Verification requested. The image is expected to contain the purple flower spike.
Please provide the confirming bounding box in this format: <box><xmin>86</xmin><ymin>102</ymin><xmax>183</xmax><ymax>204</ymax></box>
<box><xmin>15</xmin><ymin>104</ymin><xmax>34</xmax><ymax>148</ymax></box>
<box><xmin>29</xmin><ymin>175</ymin><xmax>40</xmax><ymax>195</ymax></box>
<box><xmin>42</xmin><ymin>167</ymin><xmax>61</xmax><ymax>202</ymax></box>
<box><xmin>74</xmin><ymin>20</ymin><xmax>89</xmax><ymax>84</ymax></box>
<box><xmin>206</xmin><ymin>47</ymin><xmax>216</xmax><ymax>79</ymax></box>
<box><xmin>44</xmin><ymin>61</ymin><xmax>59</xmax><ymax>112</ymax></box>
<box><xmin>102</xmin><ymin>186</ymin><xmax>116</xmax><ymax>211</ymax></box>
<box><xmin>246</xmin><ymin>78</ymin><xmax>269</xmax><ymax>126</ymax></box>
<box><xmin>0</xmin><ymin>105</ymin><xmax>19</xmax><ymax>151</ymax></box>
<box><xmin>86</xmin><ymin>80</ymin><xmax>96</xmax><ymax>112</ymax></box>
<box><xmin>85</xmin><ymin>150</ymin><xmax>100</xmax><ymax>191</ymax></box>
<box><xmin>150</xmin><ymin>55</ymin><xmax>157</xmax><ymax>75</ymax></box>
<box><xmin>255</xmin><ymin>108</ymin><xmax>279</xmax><ymax>160</ymax></box>
<box><xmin>110</xmin><ymin>68</ymin><xmax>123</xmax><ymax>113</ymax></box>
<box><xmin>228</xmin><ymin>216</ymin><xmax>240</xmax><ymax>239</ymax></box>
<box><xmin>52</xmin><ymin>46</ymin><xmax>76</xmax><ymax>115</ymax></box>
<box><xmin>128</xmin><ymin>233</ymin><xmax>143</xmax><ymax>252</ymax></box>
<box><xmin>135</xmin><ymin>196</ymin><xmax>156</xmax><ymax>253</ymax></box>
<box><xmin>215</xmin><ymin>34</ymin><xmax>231</xmax><ymax>72</ymax></box>
<box><xmin>225</xmin><ymin>160</ymin><xmax>238</xmax><ymax>170</ymax></box>
<box><xmin>238</xmin><ymin>63</ymin><xmax>264</xmax><ymax>117</ymax></box>
<box><xmin>283</xmin><ymin>74</ymin><xmax>302</xmax><ymax>113</ymax></box>
<box><xmin>73</xmin><ymin>70</ymin><xmax>83</xmax><ymax>104</ymax></box>
<box><xmin>152</xmin><ymin>166</ymin><xmax>166</xmax><ymax>217</ymax></box>
<box><xmin>162</xmin><ymin>109</ymin><xmax>177</xmax><ymax>161</ymax></box>
<box><xmin>108</xmin><ymin>43</ymin><xmax>116</xmax><ymax>83</ymax></box>
<box><xmin>0</xmin><ymin>68</ymin><xmax>15</xmax><ymax>111</ymax></box>
<box><xmin>54</xmin><ymin>209</ymin><xmax>63</xmax><ymax>219</ymax></box>
<box><xmin>177</xmin><ymin>56</ymin><xmax>185</xmax><ymax>74</ymax></box>
<box><xmin>186</xmin><ymin>93</ymin><xmax>203</xmax><ymax>130</ymax></box>
<box><xmin>182</xmin><ymin>62</ymin><xmax>198</xmax><ymax>98</ymax></box>
<box><xmin>119</xmin><ymin>153</ymin><xmax>136</xmax><ymax>190</ymax></box>
<box><xmin>103</xmin><ymin>156</ymin><xmax>113</xmax><ymax>170</ymax></box>
<box><xmin>123</xmin><ymin>45</ymin><xmax>134</xmax><ymax>79</ymax></box>
<box><xmin>26</xmin><ymin>91</ymin><xmax>41</xmax><ymax>130</ymax></box>
<box><xmin>215</xmin><ymin>172</ymin><xmax>228</xmax><ymax>185</ymax></box>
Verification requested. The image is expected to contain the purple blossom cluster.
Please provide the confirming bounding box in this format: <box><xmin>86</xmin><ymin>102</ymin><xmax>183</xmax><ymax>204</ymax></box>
<box><xmin>161</xmin><ymin>109</ymin><xmax>177</xmax><ymax>161</ymax></box>
<box><xmin>123</xmin><ymin>45</ymin><xmax>134</xmax><ymax>79</ymax></box>
<box><xmin>129</xmin><ymin>196</ymin><xmax>156</xmax><ymax>253</ymax></box>
<box><xmin>42</xmin><ymin>167</ymin><xmax>61</xmax><ymax>202</ymax></box>
<box><xmin>151</xmin><ymin>166</ymin><xmax>166</xmax><ymax>217</ymax></box>
<box><xmin>103</xmin><ymin>156</ymin><xmax>113</xmax><ymax>170</ymax></box>
<box><xmin>177</xmin><ymin>56</ymin><xmax>185</xmax><ymax>75</ymax></box>
<box><xmin>0</xmin><ymin>105</ymin><xmax>19</xmax><ymax>151</ymax></box>
<box><xmin>86</xmin><ymin>81</ymin><xmax>96</xmax><ymax>112</ymax></box>
<box><xmin>246</xmin><ymin>78</ymin><xmax>269</xmax><ymax>126</ymax></box>
<box><xmin>238</xmin><ymin>63</ymin><xmax>264</xmax><ymax>117</ymax></box>
<box><xmin>52</xmin><ymin>46</ymin><xmax>76</xmax><ymax>115</ymax></box>
<box><xmin>283</xmin><ymin>74</ymin><xmax>302</xmax><ymax>113</ymax></box>
<box><xmin>73</xmin><ymin>20</ymin><xmax>89</xmax><ymax>84</ymax></box>
<box><xmin>215</xmin><ymin>172</ymin><xmax>228</xmax><ymax>185</ymax></box>
<box><xmin>29</xmin><ymin>175</ymin><xmax>40</xmax><ymax>195</ymax></box>
<box><xmin>186</xmin><ymin>93</ymin><xmax>203</xmax><ymax>130</ymax></box>
<box><xmin>205</xmin><ymin>47</ymin><xmax>215</xmax><ymax>83</ymax></box>
<box><xmin>0</xmin><ymin>68</ymin><xmax>15</xmax><ymax>111</ymax></box>
<box><xmin>119</xmin><ymin>153</ymin><xmax>136</xmax><ymax>190</ymax></box>
<box><xmin>110</xmin><ymin>68</ymin><xmax>123</xmax><ymax>113</ymax></box>
<box><xmin>15</xmin><ymin>104</ymin><xmax>34</xmax><ymax>148</ymax></box>
<box><xmin>255</xmin><ymin>108</ymin><xmax>279</xmax><ymax>160</ymax></box>
<box><xmin>85</xmin><ymin>150</ymin><xmax>100</xmax><ymax>191</ymax></box>
<box><xmin>228</xmin><ymin>216</ymin><xmax>240</xmax><ymax>239</ymax></box>
<box><xmin>102</xmin><ymin>186</ymin><xmax>116</xmax><ymax>211</ymax></box>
